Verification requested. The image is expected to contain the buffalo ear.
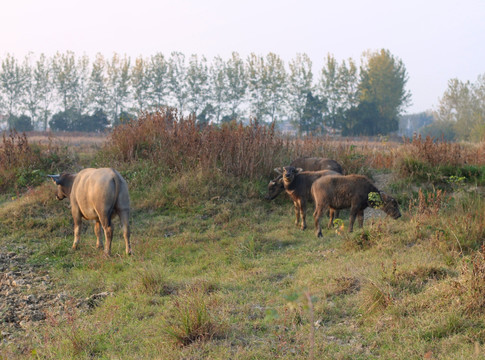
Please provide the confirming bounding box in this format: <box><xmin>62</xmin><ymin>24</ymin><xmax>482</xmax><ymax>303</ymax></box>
<box><xmin>274</xmin><ymin>167</ymin><xmax>283</xmax><ymax>175</ymax></box>
<box><xmin>47</xmin><ymin>174</ymin><xmax>61</xmax><ymax>185</ymax></box>
<box><xmin>296</xmin><ymin>168</ymin><xmax>303</xmax><ymax>174</ymax></box>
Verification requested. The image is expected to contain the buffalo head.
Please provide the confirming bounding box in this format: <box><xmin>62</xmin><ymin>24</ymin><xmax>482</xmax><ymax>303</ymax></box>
<box><xmin>380</xmin><ymin>192</ymin><xmax>401</xmax><ymax>219</ymax></box>
<box><xmin>265</xmin><ymin>175</ymin><xmax>285</xmax><ymax>200</ymax></box>
<box><xmin>274</xmin><ymin>166</ymin><xmax>302</xmax><ymax>186</ymax></box>
<box><xmin>48</xmin><ymin>173</ymin><xmax>75</xmax><ymax>200</ymax></box>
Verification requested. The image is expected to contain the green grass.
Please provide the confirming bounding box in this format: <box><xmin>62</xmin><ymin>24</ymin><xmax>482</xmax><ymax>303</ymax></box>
<box><xmin>1</xmin><ymin>166</ymin><xmax>485</xmax><ymax>359</ymax></box>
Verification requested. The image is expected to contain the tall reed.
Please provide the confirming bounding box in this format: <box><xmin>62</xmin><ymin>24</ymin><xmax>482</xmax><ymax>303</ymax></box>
<box><xmin>106</xmin><ymin>108</ymin><xmax>288</xmax><ymax>179</ymax></box>
<box><xmin>0</xmin><ymin>130</ymin><xmax>74</xmax><ymax>192</ymax></box>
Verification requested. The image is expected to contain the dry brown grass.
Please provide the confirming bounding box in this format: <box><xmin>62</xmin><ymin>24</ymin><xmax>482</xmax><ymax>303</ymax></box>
<box><xmin>26</xmin><ymin>131</ymin><xmax>107</xmax><ymax>147</ymax></box>
<box><xmin>0</xmin><ymin>131</ymin><xmax>32</xmax><ymax>168</ymax></box>
<box><xmin>408</xmin><ymin>188</ymin><xmax>449</xmax><ymax>216</ymax></box>
<box><xmin>402</xmin><ymin>134</ymin><xmax>485</xmax><ymax>167</ymax></box>
<box><xmin>104</xmin><ymin>111</ymin><xmax>485</xmax><ymax>184</ymax></box>
<box><xmin>163</xmin><ymin>284</ymin><xmax>225</xmax><ymax>347</ymax></box>
<box><xmin>105</xmin><ymin>108</ymin><xmax>286</xmax><ymax>179</ymax></box>
<box><xmin>0</xmin><ymin>131</ymin><xmax>75</xmax><ymax>192</ymax></box>
<box><xmin>464</xmin><ymin>245</ymin><xmax>485</xmax><ymax>313</ymax></box>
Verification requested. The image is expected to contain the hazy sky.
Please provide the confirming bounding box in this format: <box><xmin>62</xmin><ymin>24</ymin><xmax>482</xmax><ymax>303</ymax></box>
<box><xmin>1</xmin><ymin>0</ymin><xmax>484</xmax><ymax>113</ymax></box>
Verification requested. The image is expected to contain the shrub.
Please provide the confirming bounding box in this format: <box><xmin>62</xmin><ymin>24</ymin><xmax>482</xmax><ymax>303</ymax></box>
<box><xmin>104</xmin><ymin>108</ymin><xmax>287</xmax><ymax>180</ymax></box>
<box><xmin>408</xmin><ymin>188</ymin><xmax>448</xmax><ymax>216</ymax></box>
<box><xmin>400</xmin><ymin>134</ymin><xmax>485</xmax><ymax>168</ymax></box>
<box><xmin>420</xmin><ymin>120</ymin><xmax>457</xmax><ymax>141</ymax></box>
<box><xmin>103</xmin><ymin>108</ymin><xmax>485</xmax><ymax>183</ymax></box>
<box><xmin>0</xmin><ymin>130</ymin><xmax>75</xmax><ymax>193</ymax></box>
<box><xmin>8</xmin><ymin>114</ymin><xmax>34</xmax><ymax>132</ymax></box>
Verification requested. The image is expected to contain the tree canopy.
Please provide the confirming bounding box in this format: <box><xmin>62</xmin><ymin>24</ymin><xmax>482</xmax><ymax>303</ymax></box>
<box><xmin>0</xmin><ymin>49</ymin><xmax>416</xmax><ymax>136</ymax></box>
<box><xmin>434</xmin><ymin>75</ymin><xmax>485</xmax><ymax>141</ymax></box>
<box><xmin>342</xmin><ymin>49</ymin><xmax>411</xmax><ymax>136</ymax></box>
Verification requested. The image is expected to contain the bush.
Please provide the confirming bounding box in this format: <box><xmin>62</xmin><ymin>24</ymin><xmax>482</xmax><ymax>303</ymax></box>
<box><xmin>8</xmin><ymin>114</ymin><xmax>34</xmax><ymax>132</ymax></box>
<box><xmin>50</xmin><ymin>109</ymin><xmax>109</xmax><ymax>132</ymax></box>
<box><xmin>0</xmin><ymin>130</ymin><xmax>75</xmax><ymax>193</ymax></box>
<box><xmin>420</xmin><ymin>120</ymin><xmax>457</xmax><ymax>141</ymax></box>
<box><xmin>104</xmin><ymin>107</ymin><xmax>287</xmax><ymax>180</ymax></box>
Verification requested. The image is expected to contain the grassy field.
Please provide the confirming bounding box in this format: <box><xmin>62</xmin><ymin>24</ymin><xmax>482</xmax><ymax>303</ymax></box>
<box><xmin>1</xmin><ymin>114</ymin><xmax>485</xmax><ymax>359</ymax></box>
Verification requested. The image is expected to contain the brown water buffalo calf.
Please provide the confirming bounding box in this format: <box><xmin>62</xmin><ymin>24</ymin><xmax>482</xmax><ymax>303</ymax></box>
<box><xmin>48</xmin><ymin>168</ymin><xmax>131</xmax><ymax>256</ymax></box>
<box><xmin>274</xmin><ymin>166</ymin><xmax>340</xmax><ymax>230</ymax></box>
<box><xmin>311</xmin><ymin>174</ymin><xmax>401</xmax><ymax>237</ymax></box>
<box><xmin>265</xmin><ymin>157</ymin><xmax>343</xmax><ymax>200</ymax></box>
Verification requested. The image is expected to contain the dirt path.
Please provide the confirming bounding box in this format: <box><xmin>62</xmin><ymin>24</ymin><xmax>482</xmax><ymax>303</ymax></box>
<box><xmin>0</xmin><ymin>246</ymin><xmax>63</xmax><ymax>346</ymax></box>
<box><xmin>0</xmin><ymin>246</ymin><xmax>108</xmax><ymax>348</ymax></box>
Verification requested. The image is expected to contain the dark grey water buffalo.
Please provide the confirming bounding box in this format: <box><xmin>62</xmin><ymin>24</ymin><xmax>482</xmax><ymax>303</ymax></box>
<box><xmin>265</xmin><ymin>157</ymin><xmax>343</xmax><ymax>200</ymax></box>
<box><xmin>48</xmin><ymin>168</ymin><xmax>131</xmax><ymax>256</ymax></box>
<box><xmin>311</xmin><ymin>174</ymin><xmax>401</xmax><ymax>237</ymax></box>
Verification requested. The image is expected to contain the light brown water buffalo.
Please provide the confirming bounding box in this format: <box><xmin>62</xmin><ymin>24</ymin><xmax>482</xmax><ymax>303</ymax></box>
<box><xmin>273</xmin><ymin>167</ymin><xmax>341</xmax><ymax>230</ymax></box>
<box><xmin>48</xmin><ymin>168</ymin><xmax>131</xmax><ymax>256</ymax></box>
<box><xmin>265</xmin><ymin>157</ymin><xmax>343</xmax><ymax>200</ymax></box>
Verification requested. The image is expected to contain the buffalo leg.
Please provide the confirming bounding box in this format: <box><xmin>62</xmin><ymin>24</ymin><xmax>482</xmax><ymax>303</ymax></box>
<box><xmin>357</xmin><ymin>210</ymin><xmax>364</xmax><ymax>228</ymax></box>
<box><xmin>94</xmin><ymin>221</ymin><xmax>103</xmax><ymax>249</ymax></box>
<box><xmin>300</xmin><ymin>200</ymin><xmax>307</xmax><ymax>230</ymax></box>
<box><xmin>119</xmin><ymin>210</ymin><xmax>131</xmax><ymax>255</ymax></box>
<box><xmin>327</xmin><ymin>208</ymin><xmax>336</xmax><ymax>229</ymax></box>
<box><xmin>72</xmin><ymin>209</ymin><xmax>82</xmax><ymax>250</ymax></box>
<box><xmin>313</xmin><ymin>204</ymin><xmax>324</xmax><ymax>238</ymax></box>
<box><xmin>349</xmin><ymin>208</ymin><xmax>358</xmax><ymax>232</ymax></box>
<box><xmin>101</xmin><ymin>218</ymin><xmax>114</xmax><ymax>256</ymax></box>
<box><xmin>293</xmin><ymin>202</ymin><xmax>299</xmax><ymax>226</ymax></box>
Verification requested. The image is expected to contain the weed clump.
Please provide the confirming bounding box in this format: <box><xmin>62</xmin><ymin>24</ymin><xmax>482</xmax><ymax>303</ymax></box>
<box><xmin>463</xmin><ymin>246</ymin><xmax>485</xmax><ymax>313</ymax></box>
<box><xmin>398</xmin><ymin>135</ymin><xmax>485</xmax><ymax>185</ymax></box>
<box><xmin>135</xmin><ymin>263</ymin><xmax>179</xmax><ymax>296</ymax></box>
<box><xmin>163</xmin><ymin>285</ymin><xmax>224</xmax><ymax>346</ymax></box>
<box><xmin>104</xmin><ymin>108</ymin><xmax>286</xmax><ymax>180</ymax></box>
<box><xmin>0</xmin><ymin>130</ymin><xmax>75</xmax><ymax>193</ymax></box>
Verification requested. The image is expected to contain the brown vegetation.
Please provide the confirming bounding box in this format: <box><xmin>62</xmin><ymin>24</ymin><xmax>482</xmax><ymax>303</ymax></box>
<box><xmin>0</xmin><ymin>131</ymin><xmax>74</xmax><ymax>193</ymax></box>
<box><xmin>106</xmin><ymin>108</ymin><xmax>287</xmax><ymax>179</ymax></box>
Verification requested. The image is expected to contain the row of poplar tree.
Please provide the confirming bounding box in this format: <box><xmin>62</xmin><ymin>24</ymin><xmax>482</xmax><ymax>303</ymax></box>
<box><xmin>0</xmin><ymin>49</ymin><xmax>411</xmax><ymax>135</ymax></box>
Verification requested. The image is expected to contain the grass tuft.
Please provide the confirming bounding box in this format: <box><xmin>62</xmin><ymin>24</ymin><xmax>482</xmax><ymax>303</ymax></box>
<box><xmin>163</xmin><ymin>285</ymin><xmax>225</xmax><ymax>346</ymax></box>
<box><xmin>135</xmin><ymin>262</ymin><xmax>179</xmax><ymax>296</ymax></box>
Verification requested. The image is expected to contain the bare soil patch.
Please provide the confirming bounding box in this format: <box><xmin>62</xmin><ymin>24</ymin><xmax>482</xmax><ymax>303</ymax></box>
<box><xmin>0</xmin><ymin>246</ymin><xmax>108</xmax><ymax>348</ymax></box>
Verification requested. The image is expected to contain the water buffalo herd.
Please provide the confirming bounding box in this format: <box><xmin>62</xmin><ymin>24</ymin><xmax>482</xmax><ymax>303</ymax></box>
<box><xmin>48</xmin><ymin>157</ymin><xmax>401</xmax><ymax>255</ymax></box>
<box><xmin>269</xmin><ymin>157</ymin><xmax>401</xmax><ymax>237</ymax></box>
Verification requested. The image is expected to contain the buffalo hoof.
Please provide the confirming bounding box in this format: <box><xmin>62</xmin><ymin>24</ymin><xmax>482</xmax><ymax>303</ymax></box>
<box><xmin>317</xmin><ymin>231</ymin><xmax>323</xmax><ymax>238</ymax></box>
